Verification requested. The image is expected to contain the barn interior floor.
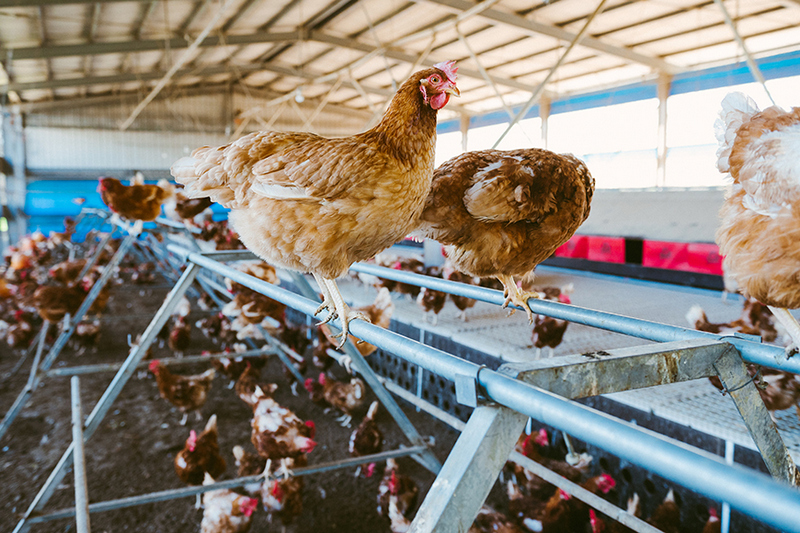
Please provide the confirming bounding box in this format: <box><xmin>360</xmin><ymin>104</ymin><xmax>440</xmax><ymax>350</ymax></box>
<box><xmin>330</xmin><ymin>264</ymin><xmax>800</xmax><ymax>464</ymax></box>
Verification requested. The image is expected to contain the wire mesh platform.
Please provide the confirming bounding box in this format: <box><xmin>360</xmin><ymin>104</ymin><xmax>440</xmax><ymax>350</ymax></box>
<box><xmin>332</xmin><ymin>264</ymin><xmax>800</xmax><ymax>463</ymax></box>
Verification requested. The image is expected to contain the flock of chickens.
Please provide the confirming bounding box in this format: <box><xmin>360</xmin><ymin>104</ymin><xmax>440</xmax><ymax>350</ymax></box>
<box><xmin>3</xmin><ymin>58</ymin><xmax>800</xmax><ymax>532</ymax></box>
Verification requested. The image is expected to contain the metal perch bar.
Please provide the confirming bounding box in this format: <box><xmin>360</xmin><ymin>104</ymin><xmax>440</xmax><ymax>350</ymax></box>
<box><xmin>70</xmin><ymin>377</ymin><xmax>91</xmax><ymax>533</ymax></box>
<box><xmin>26</xmin><ymin>446</ymin><xmax>428</xmax><ymax>525</ymax></box>
<box><xmin>163</xmin><ymin>244</ymin><xmax>800</xmax><ymax>532</ymax></box>
<box><xmin>44</xmin><ymin>348</ymin><xmax>275</xmax><ymax>377</ymax></box>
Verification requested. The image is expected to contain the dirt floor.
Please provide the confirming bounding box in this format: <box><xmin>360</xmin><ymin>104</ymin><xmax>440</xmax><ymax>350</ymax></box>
<box><xmin>0</xmin><ymin>275</ymin><xmax>461</xmax><ymax>532</ymax></box>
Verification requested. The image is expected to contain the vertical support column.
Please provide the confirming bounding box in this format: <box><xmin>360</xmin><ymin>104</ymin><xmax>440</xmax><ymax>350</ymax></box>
<box><xmin>713</xmin><ymin>346</ymin><xmax>798</xmax><ymax>485</ymax></box>
<box><xmin>656</xmin><ymin>74</ymin><xmax>671</xmax><ymax>188</ymax></box>
<box><xmin>540</xmin><ymin>95</ymin><xmax>550</xmax><ymax>149</ymax></box>
<box><xmin>70</xmin><ymin>377</ymin><xmax>91</xmax><ymax>533</ymax></box>
<box><xmin>409</xmin><ymin>402</ymin><xmax>528</xmax><ymax>532</ymax></box>
<box><xmin>13</xmin><ymin>263</ymin><xmax>202</xmax><ymax>533</ymax></box>
<box><xmin>2</xmin><ymin>107</ymin><xmax>26</xmax><ymax>244</ymax></box>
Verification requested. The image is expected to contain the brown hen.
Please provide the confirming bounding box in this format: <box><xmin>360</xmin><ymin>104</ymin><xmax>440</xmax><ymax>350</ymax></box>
<box><xmin>149</xmin><ymin>360</ymin><xmax>215</xmax><ymax>425</ymax></box>
<box><xmin>172</xmin><ymin>62</ymin><xmax>459</xmax><ymax>346</ymax></box>
<box><xmin>174</xmin><ymin>414</ymin><xmax>226</xmax><ymax>486</ymax></box>
<box><xmin>715</xmin><ymin>93</ymin><xmax>800</xmax><ymax>352</ymax></box>
<box><xmin>417</xmin><ymin>149</ymin><xmax>594</xmax><ymax>322</ymax></box>
<box><xmin>98</xmin><ymin>177</ymin><xmax>171</xmax><ymax>233</ymax></box>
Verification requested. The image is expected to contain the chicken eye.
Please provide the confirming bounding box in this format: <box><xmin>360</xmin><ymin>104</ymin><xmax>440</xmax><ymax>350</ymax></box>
<box><xmin>430</xmin><ymin>75</ymin><xmax>441</xmax><ymax>84</ymax></box>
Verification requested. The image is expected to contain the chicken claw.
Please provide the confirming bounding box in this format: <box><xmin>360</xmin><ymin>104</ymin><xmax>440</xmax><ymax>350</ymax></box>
<box><xmin>314</xmin><ymin>274</ymin><xmax>371</xmax><ymax>349</ymax></box>
<box><xmin>497</xmin><ymin>275</ymin><xmax>541</xmax><ymax>324</ymax></box>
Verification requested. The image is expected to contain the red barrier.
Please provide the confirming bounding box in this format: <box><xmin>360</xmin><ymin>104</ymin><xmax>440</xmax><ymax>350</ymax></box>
<box><xmin>643</xmin><ymin>240</ymin><xmax>722</xmax><ymax>275</ymax></box>
<box><xmin>555</xmin><ymin>235</ymin><xmax>589</xmax><ymax>259</ymax></box>
<box><xmin>586</xmin><ymin>236</ymin><xmax>626</xmax><ymax>263</ymax></box>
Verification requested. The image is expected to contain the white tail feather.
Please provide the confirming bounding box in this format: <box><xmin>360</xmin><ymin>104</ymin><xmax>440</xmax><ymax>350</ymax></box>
<box><xmin>715</xmin><ymin>92</ymin><xmax>760</xmax><ymax>173</ymax></box>
<box><xmin>686</xmin><ymin>305</ymin><xmax>707</xmax><ymax>328</ymax></box>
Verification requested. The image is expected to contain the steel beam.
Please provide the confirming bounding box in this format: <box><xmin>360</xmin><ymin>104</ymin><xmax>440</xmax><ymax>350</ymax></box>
<box><xmin>713</xmin><ymin>348</ymin><xmax>798</xmax><ymax>485</ymax></box>
<box><xmin>70</xmin><ymin>377</ymin><xmax>91</xmax><ymax>533</ymax></box>
<box><xmin>410</xmin><ymin>399</ymin><xmax>528</xmax><ymax>532</ymax></box>
<box><xmin>12</xmin><ymin>263</ymin><xmax>201</xmax><ymax>533</ymax></box>
<box><xmin>504</xmin><ymin>338</ymin><xmax>727</xmax><ymax>399</ymax></box>
<box><xmin>421</xmin><ymin>0</ymin><xmax>682</xmax><ymax>74</ymax></box>
<box><xmin>27</xmin><ymin>445</ymin><xmax>427</xmax><ymax>524</ymax></box>
<box><xmin>0</xmin><ymin>0</ymin><xmax>148</xmax><ymax>5</ymax></box>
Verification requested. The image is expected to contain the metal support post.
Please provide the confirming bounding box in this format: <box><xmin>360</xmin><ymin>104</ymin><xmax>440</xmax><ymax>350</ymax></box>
<box><xmin>13</xmin><ymin>263</ymin><xmax>201</xmax><ymax>533</ymax></box>
<box><xmin>0</xmin><ymin>322</ymin><xmax>49</xmax><ymax>440</ymax></box>
<box><xmin>409</xmin><ymin>367</ymin><xmax>528</xmax><ymax>533</ymax></box>
<box><xmin>656</xmin><ymin>74</ymin><xmax>671</xmax><ymax>188</ymax></box>
<box><xmin>40</xmin><ymin>232</ymin><xmax>138</xmax><ymax>371</ymax></box>
<box><xmin>71</xmin><ymin>377</ymin><xmax>91</xmax><ymax>533</ymax></box>
<box><xmin>713</xmin><ymin>346</ymin><xmax>798</xmax><ymax>485</ymax></box>
<box><xmin>288</xmin><ymin>271</ymin><xmax>442</xmax><ymax>474</ymax></box>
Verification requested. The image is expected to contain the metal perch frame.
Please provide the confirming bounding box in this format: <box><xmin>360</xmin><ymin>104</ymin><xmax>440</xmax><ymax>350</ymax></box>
<box><xmin>9</xmin><ymin>220</ymin><xmax>800</xmax><ymax>533</ymax></box>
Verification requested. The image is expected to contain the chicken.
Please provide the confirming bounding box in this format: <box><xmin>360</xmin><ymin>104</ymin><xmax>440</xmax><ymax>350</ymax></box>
<box><xmin>416</xmin><ymin>148</ymin><xmax>594</xmax><ymax>323</ymax></box>
<box><xmin>98</xmin><ymin>176</ymin><xmax>172</xmax><ymax>234</ymax></box>
<box><xmin>197</xmin><ymin>313</ymin><xmax>238</xmax><ymax>346</ymax></box>
<box><xmin>222</xmin><ymin>287</ymin><xmax>286</xmax><ymax>329</ymax></box>
<box><xmin>261</xmin><ymin>461</ymin><xmax>304</xmax><ymax>526</ymax></box>
<box><xmin>416</xmin><ymin>287</ymin><xmax>446</xmax><ymax>324</ymax></box>
<box><xmin>320</xmin><ymin>287</ymin><xmax>394</xmax><ymax>359</ymax></box>
<box><xmin>200</xmin><ymin>473</ymin><xmax>259</xmax><ymax>533</ymax></box>
<box><xmin>6</xmin><ymin>309</ymin><xmax>38</xmax><ymax>349</ymax></box>
<box><xmin>377</xmin><ymin>459</ymin><xmax>419</xmax><ymax>526</ymax></box>
<box><xmin>225</xmin><ymin>260</ymin><xmax>280</xmax><ymax>294</ymax></box>
<box><xmin>319</xmin><ymin>372</ymin><xmax>366</xmax><ymax>427</ymax></box>
<box><xmin>47</xmin><ymin>217</ymin><xmax>76</xmax><ymax>248</ymax></box>
<box><xmin>714</xmin><ymin>93</ymin><xmax>800</xmax><ymax>354</ymax></box>
<box><xmin>172</xmin><ymin>62</ymin><xmax>459</xmax><ymax>347</ymax></box>
<box><xmin>250</xmin><ymin>387</ymin><xmax>316</xmax><ymax>473</ymax></box>
<box><xmin>446</xmin><ymin>270</ymin><xmax>477</xmax><ymax>321</ymax></box>
<box><xmin>702</xmin><ymin>508</ymin><xmax>721</xmax><ymax>533</ymax></box>
<box><xmin>232</xmin><ymin>445</ymin><xmax>267</xmax><ymax>496</ymax></box>
<box><xmin>148</xmin><ymin>360</ymin><xmax>215</xmax><ymax>425</ymax></box>
<box><xmin>685</xmin><ymin>300</ymin><xmax>771</xmax><ymax>340</ymax></box>
<box><xmin>49</xmin><ymin>259</ymin><xmax>86</xmax><ymax>284</ymax></box>
<box><xmin>168</xmin><ymin>315</ymin><xmax>192</xmax><ymax>356</ymax></box>
<box><xmin>163</xmin><ymin>186</ymin><xmax>214</xmax><ymax>223</ymax></box>
<box><xmin>531</xmin><ymin>287</ymin><xmax>573</xmax><ymax>357</ymax></box>
<box><xmin>130</xmin><ymin>261</ymin><xmax>157</xmax><ymax>284</ymax></box>
<box><xmin>32</xmin><ymin>283</ymin><xmax>87</xmax><ymax>323</ymax></box>
<box><xmin>214</xmin><ymin>355</ymin><xmax>266</xmax><ymax>387</ymax></box>
<box><xmin>349</xmin><ymin>401</ymin><xmax>382</xmax><ymax>477</ymax></box>
<box><xmin>469</xmin><ymin>506</ymin><xmax>524</xmax><ymax>533</ymax></box>
<box><xmin>236</xmin><ymin>365</ymin><xmax>277</xmax><ymax>406</ymax></box>
<box><xmin>646</xmin><ymin>489</ymin><xmax>680</xmax><ymax>533</ymax></box>
<box><xmin>174</xmin><ymin>414</ymin><xmax>227</xmax><ymax>486</ymax></box>
<box><xmin>71</xmin><ymin>319</ymin><xmax>101</xmax><ymax>354</ymax></box>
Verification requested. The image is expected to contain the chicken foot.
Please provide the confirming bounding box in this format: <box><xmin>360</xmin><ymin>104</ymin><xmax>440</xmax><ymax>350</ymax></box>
<box><xmin>312</xmin><ymin>274</ymin><xmax>371</xmax><ymax>349</ymax></box>
<box><xmin>497</xmin><ymin>274</ymin><xmax>541</xmax><ymax>324</ymax></box>
<box><xmin>768</xmin><ymin>306</ymin><xmax>800</xmax><ymax>360</ymax></box>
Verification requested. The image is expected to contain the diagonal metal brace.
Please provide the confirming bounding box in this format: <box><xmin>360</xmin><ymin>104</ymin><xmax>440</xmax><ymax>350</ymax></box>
<box><xmin>409</xmin><ymin>364</ymin><xmax>527</xmax><ymax>532</ymax></box>
<box><xmin>713</xmin><ymin>345</ymin><xmax>799</xmax><ymax>486</ymax></box>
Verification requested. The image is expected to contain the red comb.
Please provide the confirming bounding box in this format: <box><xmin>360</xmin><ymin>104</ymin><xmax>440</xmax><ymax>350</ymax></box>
<box><xmin>187</xmin><ymin>430</ymin><xmax>197</xmax><ymax>451</ymax></box>
<box><xmin>433</xmin><ymin>60</ymin><xmax>458</xmax><ymax>83</ymax></box>
<box><xmin>304</xmin><ymin>420</ymin><xmax>316</xmax><ymax>439</ymax></box>
<box><xmin>534</xmin><ymin>428</ymin><xmax>549</xmax><ymax>447</ymax></box>
<box><xmin>148</xmin><ymin>360</ymin><xmax>160</xmax><ymax>372</ymax></box>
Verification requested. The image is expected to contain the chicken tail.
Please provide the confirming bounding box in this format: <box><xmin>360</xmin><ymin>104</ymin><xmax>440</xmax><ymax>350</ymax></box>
<box><xmin>171</xmin><ymin>148</ymin><xmax>237</xmax><ymax>207</ymax></box>
<box><xmin>232</xmin><ymin>445</ymin><xmax>245</xmax><ymax>462</ymax></box>
<box><xmin>204</xmin><ymin>413</ymin><xmax>218</xmax><ymax>433</ymax></box>
<box><xmin>715</xmin><ymin>92</ymin><xmax>759</xmax><ymax>173</ymax></box>
<box><xmin>366</xmin><ymin>400</ymin><xmax>379</xmax><ymax>421</ymax></box>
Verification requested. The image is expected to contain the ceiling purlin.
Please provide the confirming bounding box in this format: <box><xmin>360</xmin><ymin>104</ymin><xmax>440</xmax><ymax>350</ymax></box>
<box><xmin>258</xmin><ymin>0</ymin><xmax>361</xmax><ymax>72</ymax></box>
<box><xmin>220</xmin><ymin>0</ymin><xmax>260</xmax><ymax>34</ymax></box>
<box><xmin>590</xmin><ymin>1</ymin><xmax>716</xmax><ymax>39</ymax></box>
<box><xmin>555</xmin><ymin>0</ymin><xmax>639</xmax><ymax>28</ymax></box>
<box><xmin>421</xmin><ymin>0</ymin><xmax>682</xmax><ymax>74</ymax></box>
<box><xmin>658</xmin><ymin>21</ymin><xmax>800</xmax><ymax>63</ymax></box>
<box><xmin>628</xmin><ymin>5</ymin><xmax>786</xmax><ymax>50</ymax></box>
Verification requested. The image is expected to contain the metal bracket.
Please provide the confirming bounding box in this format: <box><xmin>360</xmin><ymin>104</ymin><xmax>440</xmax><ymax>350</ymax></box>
<box><xmin>454</xmin><ymin>365</ymin><xmax>486</xmax><ymax>408</ymax></box>
<box><xmin>713</xmin><ymin>345</ymin><xmax>798</xmax><ymax>486</ymax></box>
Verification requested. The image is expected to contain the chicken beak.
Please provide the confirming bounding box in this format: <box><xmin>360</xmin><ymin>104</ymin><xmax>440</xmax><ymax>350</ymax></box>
<box><xmin>445</xmin><ymin>84</ymin><xmax>461</xmax><ymax>97</ymax></box>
